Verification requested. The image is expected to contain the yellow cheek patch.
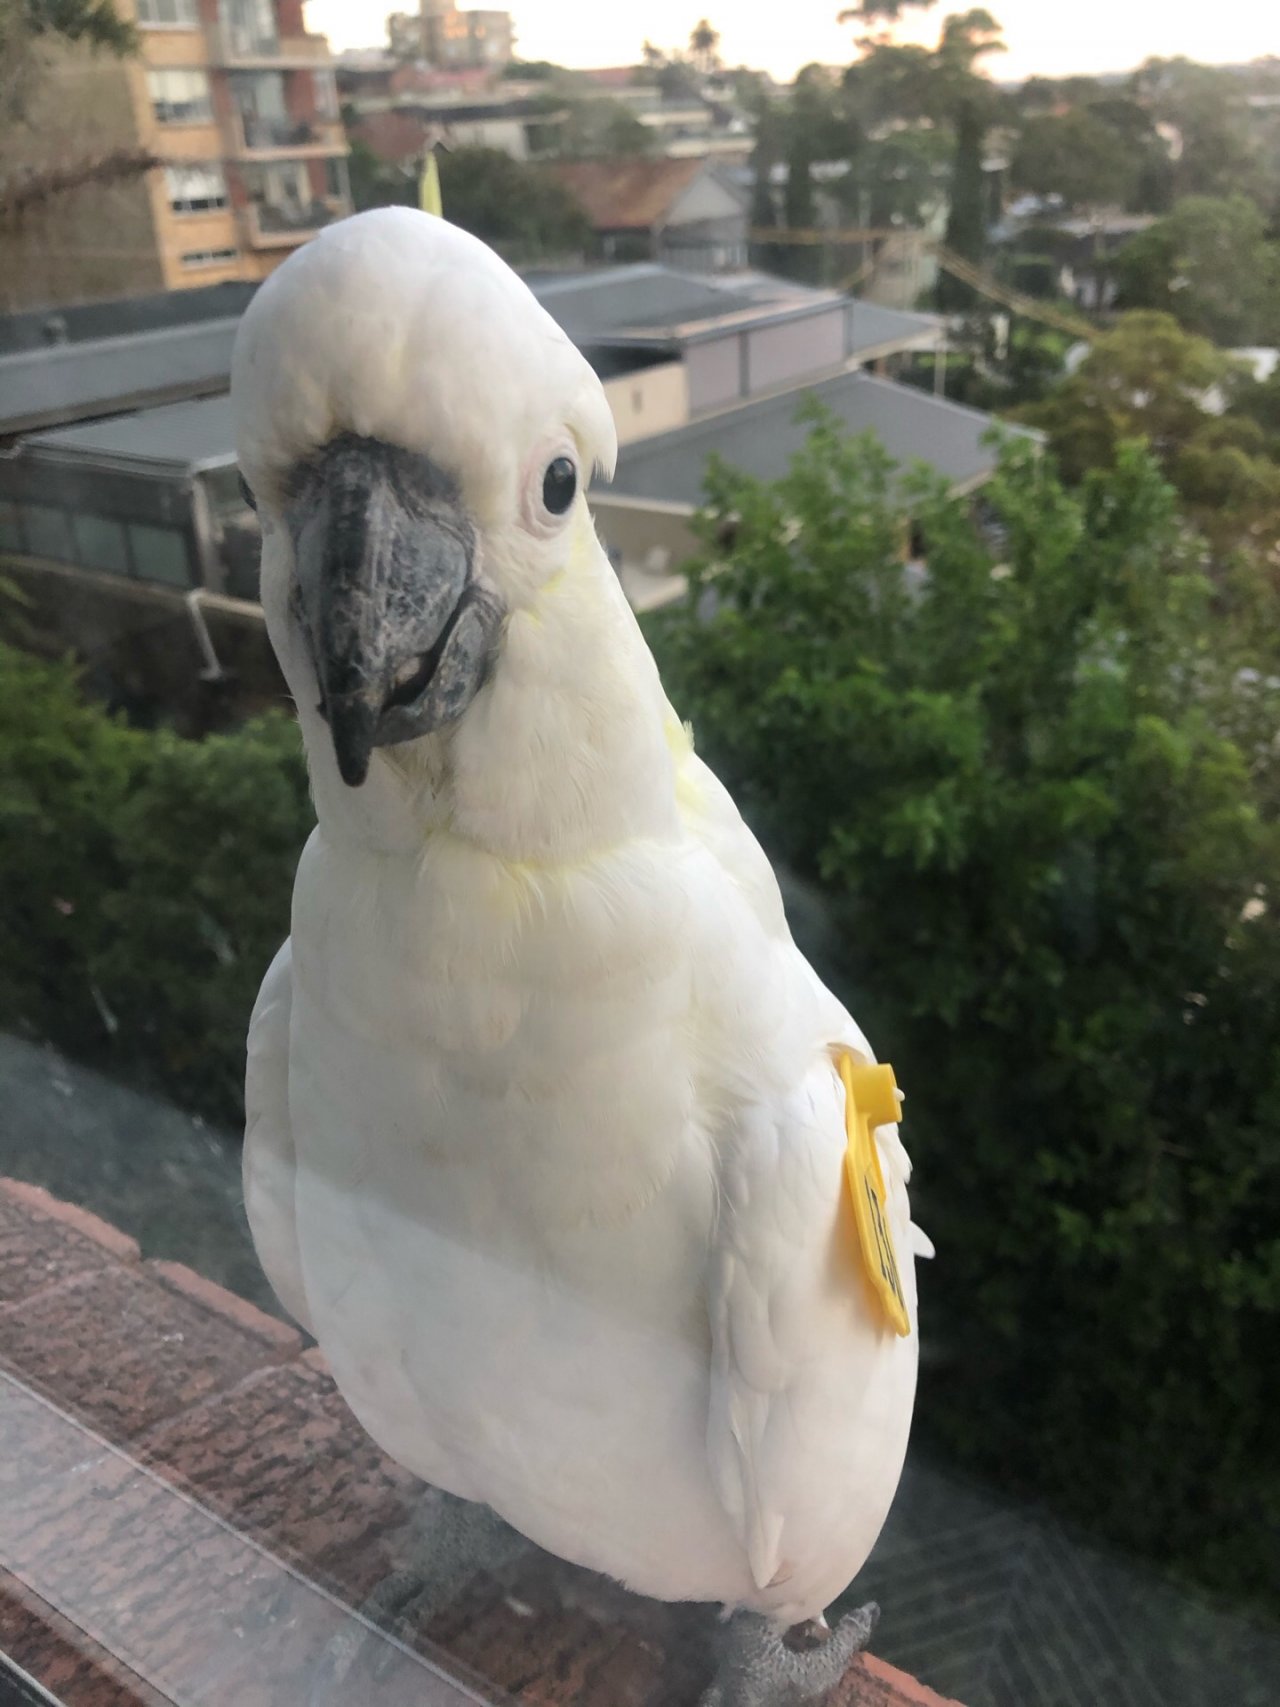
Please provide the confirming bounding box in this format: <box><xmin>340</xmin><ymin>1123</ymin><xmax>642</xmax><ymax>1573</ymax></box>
<box><xmin>834</xmin><ymin>1049</ymin><xmax>911</xmax><ymax>1338</ymax></box>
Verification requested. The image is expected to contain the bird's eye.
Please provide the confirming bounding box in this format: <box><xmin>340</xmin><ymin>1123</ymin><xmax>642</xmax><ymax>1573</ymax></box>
<box><xmin>238</xmin><ymin>471</ymin><xmax>258</xmax><ymax>512</ymax></box>
<box><xmin>542</xmin><ymin>456</ymin><xmax>577</xmax><ymax>517</ymax></box>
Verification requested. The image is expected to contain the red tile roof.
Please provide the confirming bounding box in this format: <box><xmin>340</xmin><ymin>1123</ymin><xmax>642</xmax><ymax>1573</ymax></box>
<box><xmin>549</xmin><ymin>157</ymin><xmax>708</xmax><ymax>232</ymax></box>
<box><xmin>352</xmin><ymin>107</ymin><xmax>430</xmax><ymax>165</ymax></box>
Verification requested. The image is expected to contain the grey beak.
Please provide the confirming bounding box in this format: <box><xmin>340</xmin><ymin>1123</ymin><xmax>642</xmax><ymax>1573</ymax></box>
<box><xmin>287</xmin><ymin>434</ymin><xmax>505</xmax><ymax>787</ymax></box>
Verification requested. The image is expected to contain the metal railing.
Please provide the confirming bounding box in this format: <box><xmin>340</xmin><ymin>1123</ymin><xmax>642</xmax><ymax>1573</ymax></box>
<box><xmin>244</xmin><ymin>197</ymin><xmax>346</xmax><ymax>246</ymax></box>
<box><xmin>208</xmin><ymin>27</ymin><xmax>332</xmax><ymax>66</ymax></box>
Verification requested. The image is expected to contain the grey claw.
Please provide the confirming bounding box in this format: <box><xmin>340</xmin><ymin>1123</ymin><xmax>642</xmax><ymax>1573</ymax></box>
<box><xmin>700</xmin><ymin>1602</ymin><xmax>880</xmax><ymax>1707</ymax></box>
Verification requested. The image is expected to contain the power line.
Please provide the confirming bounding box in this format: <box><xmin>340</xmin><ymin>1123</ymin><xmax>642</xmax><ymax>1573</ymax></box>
<box><xmin>758</xmin><ymin>223</ymin><xmax>1101</xmax><ymax>342</ymax></box>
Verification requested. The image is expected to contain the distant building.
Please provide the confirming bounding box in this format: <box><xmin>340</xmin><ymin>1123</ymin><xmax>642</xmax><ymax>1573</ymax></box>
<box><xmin>0</xmin><ymin>261</ymin><xmax>993</xmax><ymax>639</ymax></box>
<box><xmin>549</xmin><ymin>158</ymin><xmax>750</xmax><ymax>271</ymax></box>
<box><xmin>0</xmin><ymin>0</ymin><xmax>353</xmax><ymax>313</ymax></box>
<box><xmin>386</xmin><ymin>11</ymin><xmax>422</xmax><ymax>61</ymax></box>
<box><xmin>422</xmin><ymin>0</ymin><xmax>514</xmax><ymax>72</ymax></box>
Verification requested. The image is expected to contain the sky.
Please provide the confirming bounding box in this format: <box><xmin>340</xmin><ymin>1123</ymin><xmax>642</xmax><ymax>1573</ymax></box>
<box><xmin>305</xmin><ymin>1</ymin><xmax>1278</xmax><ymax>83</ymax></box>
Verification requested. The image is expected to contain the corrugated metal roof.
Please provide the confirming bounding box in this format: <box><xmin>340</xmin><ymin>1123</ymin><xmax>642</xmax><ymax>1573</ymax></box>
<box><xmin>611</xmin><ymin>372</ymin><xmax>1037</xmax><ymax>505</ymax></box>
<box><xmin>0</xmin><ymin>319</ymin><xmax>239</xmax><ymax>437</ymax></box>
<box><xmin>23</xmin><ymin>393</ymin><xmax>237</xmax><ymax>474</ymax></box>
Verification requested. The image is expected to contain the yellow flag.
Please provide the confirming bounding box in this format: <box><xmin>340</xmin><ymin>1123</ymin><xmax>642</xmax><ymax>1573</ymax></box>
<box><xmin>419</xmin><ymin>149</ymin><xmax>442</xmax><ymax>218</ymax></box>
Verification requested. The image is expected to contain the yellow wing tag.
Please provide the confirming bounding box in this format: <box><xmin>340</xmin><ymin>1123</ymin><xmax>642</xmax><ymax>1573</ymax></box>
<box><xmin>835</xmin><ymin>1050</ymin><xmax>911</xmax><ymax>1338</ymax></box>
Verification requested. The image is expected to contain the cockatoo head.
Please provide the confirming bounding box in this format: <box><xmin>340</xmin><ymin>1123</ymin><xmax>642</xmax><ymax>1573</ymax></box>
<box><xmin>232</xmin><ymin>208</ymin><xmax>617</xmax><ymax>792</ymax></box>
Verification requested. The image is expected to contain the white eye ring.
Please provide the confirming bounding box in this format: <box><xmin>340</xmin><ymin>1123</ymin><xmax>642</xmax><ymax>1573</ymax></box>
<box><xmin>521</xmin><ymin>442</ymin><xmax>580</xmax><ymax>537</ymax></box>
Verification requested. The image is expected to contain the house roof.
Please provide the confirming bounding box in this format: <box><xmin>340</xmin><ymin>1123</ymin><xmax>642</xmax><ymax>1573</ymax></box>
<box><xmin>0</xmin><ymin>263</ymin><xmax>939</xmax><ymax>444</ymax></box>
<box><xmin>0</xmin><ymin>280</ymin><xmax>257</xmax><ymax>358</ymax></box>
<box><xmin>548</xmin><ymin>157</ymin><xmax>708</xmax><ymax>232</ymax></box>
<box><xmin>529</xmin><ymin>262</ymin><xmax>860</xmax><ymax>348</ymax></box>
<box><xmin>21</xmin><ymin>393</ymin><xmax>237</xmax><ymax>476</ymax></box>
<box><xmin>845</xmin><ymin>299</ymin><xmax>943</xmax><ymax>357</ymax></box>
<box><xmin>610</xmin><ymin>371</ymin><xmax>1039</xmax><ymax>505</ymax></box>
<box><xmin>0</xmin><ymin>319</ymin><xmax>240</xmax><ymax>439</ymax></box>
<box><xmin>18</xmin><ymin>369</ymin><xmax>1028</xmax><ymax>507</ymax></box>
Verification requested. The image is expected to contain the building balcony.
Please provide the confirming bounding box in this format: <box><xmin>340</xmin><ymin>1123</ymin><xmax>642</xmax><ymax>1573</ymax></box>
<box><xmin>231</xmin><ymin>115</ymin><xmax>347</xmax><ymax>158</ymax></box>
<box><xmin>243</xmin><ymin>196</ymin><xmax>347</xmax><ymax>248</ymax></box>
<box><xmin>207</xmin><ymin>28</ymin><xmax>332</xmax><ymax>68</ymax></box>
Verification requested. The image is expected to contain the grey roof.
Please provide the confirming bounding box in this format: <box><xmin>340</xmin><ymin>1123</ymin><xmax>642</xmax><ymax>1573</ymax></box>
<box><xmin>0</xmin><ymin>318</ymin><xmax>240</xmax><ymax>438</ymax></box>
<box><xmin>611</xmin><ymin>372</ymin><xmax>1037</xmax><ymax>505</ymax></box>
<box><xmin>20</xmin><ymin>367</ymin><xmax>1034</xmax><ymax>502</ymax></box>
<box><xmin>845</xmin><ymin>300</ymin><xmax>942</xmax><ymax>355</ymax></box>
<box><xmin>23</xmin><ymin>393</ymin><xmax>237</xmax><ymax>475</ymax></box>
<box><xmin>530</xmin><ymin>263</ymin><xmax>845</xmax><ymax>345</ymax></box>
<box><xmin>0</xmin><ymin>263</ymin><xmax>938</xmax><ymax>442</ymax></box>
<box><xmin>0</xmin><ymin>279</ymin><xmax>258</xmax><ymax>358</ymax></box>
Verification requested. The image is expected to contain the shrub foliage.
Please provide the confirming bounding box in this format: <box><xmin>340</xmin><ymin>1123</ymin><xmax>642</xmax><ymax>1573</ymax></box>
<box><xmin>646</xmin><ymin>416</ymin><xmax>1280</xmax><ymax>1604</ymax></box>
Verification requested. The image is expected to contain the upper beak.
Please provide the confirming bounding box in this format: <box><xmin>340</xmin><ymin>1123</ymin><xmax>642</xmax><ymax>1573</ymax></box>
<box><xmin>287</xmin><ymin>434</ymin><xmax>504</xmax><ymax>787</ymax></box>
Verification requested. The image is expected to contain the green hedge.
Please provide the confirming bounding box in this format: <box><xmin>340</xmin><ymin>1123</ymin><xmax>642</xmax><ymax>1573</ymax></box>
<box><xmin>646</xmin><ymin>420</ymin><xmax>1280</xmax><ymax>1609</ymax></box>
<box><xmin>0</xmin><ymin>645</ymin><xmax>312</xmax><ymax>1123</ymax></box>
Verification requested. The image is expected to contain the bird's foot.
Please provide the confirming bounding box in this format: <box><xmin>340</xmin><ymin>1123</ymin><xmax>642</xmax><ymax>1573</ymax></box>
<box><xmin>306</xmin><ymin>1486</ymin><xmax>528</xmax><ymax>1704</ymax></box>
<box><xmin>700</xmin><ymin>1604</ymin><xmax>880</xmax><ymax>1707</ymax></box>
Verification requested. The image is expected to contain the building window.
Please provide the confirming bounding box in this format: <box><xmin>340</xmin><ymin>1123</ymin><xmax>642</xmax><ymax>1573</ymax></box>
<box><xmin>312</xmin><ymin>71</ymin><xmax>339</xmax><ymax>121</ymax></box>
<box><xmin>72</xmin><ymin>515</ymin><xmax>130</xmax><ymax>577</ymax></box>
<box><xmin>136</xmin><ymin>0</ymin><xmax>199</xmax><ymax>24</ymax></box>
<box><xmin>323</xmin><ymin>156</ymin><xmax>346</xmax><ymax>200</ymax></box>
<box><xmin>0</xmin><ymin>500</ymin><xmax>22</xmax><ymax>554</ymax></box>
<box><xmin>221</xmin><ymin>0</ymin><xmax>278</xmax><ymax>56</ymax></box>
<box><xmin>128</xmin><ymin>523</ymin><xmax>192</xmax><ymax>588</ymax></box>
<box><xmin>147</xmin><ymin>69</ymin><xmax>213</xmax><ymax>125</ymax></box>
<box><xmin>165</xmin><ymin>164</ymin><xmax>229</xmax><ymax>214</ymax></box>
<box><xmin>181</xmin><ymin>247</ymin><xmax>239</xmax><ymax>268</ymax></box>
<box><xmin>22</xmin><ymin>505</ymin><xmax>75</xmax><ymax>563</ymax></box>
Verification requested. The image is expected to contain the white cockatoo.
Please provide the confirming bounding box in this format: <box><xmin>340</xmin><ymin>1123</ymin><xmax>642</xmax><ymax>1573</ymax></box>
<box><xmin>236</xmin><ymin>207</ymin><xmax>928</xmax><ymax>1707</ymax></box>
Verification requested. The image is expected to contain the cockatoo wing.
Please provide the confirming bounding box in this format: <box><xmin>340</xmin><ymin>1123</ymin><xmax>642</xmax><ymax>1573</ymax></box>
<box><xmin>678</xmin><ymin>740</ymin><xmax>920</xmax><ymax>1605</ymax></box>
<box><xmin>244</xmin><ymin>939</ymin><xmax>313</xmax><ymax>1335</ymax></box>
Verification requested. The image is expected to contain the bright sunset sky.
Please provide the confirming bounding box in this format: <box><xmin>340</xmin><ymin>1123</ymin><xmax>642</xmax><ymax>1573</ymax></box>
<box><xmin>304</xmin><ymin>0</ymin><xmax>1277</xmax><ymax>82</ymax></box>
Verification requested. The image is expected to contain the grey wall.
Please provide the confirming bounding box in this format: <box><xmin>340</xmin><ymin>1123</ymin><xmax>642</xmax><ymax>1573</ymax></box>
<box><xmin>685</xmin><ymin>335</ymin><xmax>742</xmax><ymax>414</ymax></box>
<box><xmin>745</xmin><ymin>307</ymin><xmax>845</xmax><ymax>394</ymax></box>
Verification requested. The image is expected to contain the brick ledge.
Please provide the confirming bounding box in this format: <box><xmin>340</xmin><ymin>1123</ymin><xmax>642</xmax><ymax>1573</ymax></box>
<box><xmin>0</xmin><ymin>1176</ymin><xmax>963</xmax><ymax>1706</ymax></box>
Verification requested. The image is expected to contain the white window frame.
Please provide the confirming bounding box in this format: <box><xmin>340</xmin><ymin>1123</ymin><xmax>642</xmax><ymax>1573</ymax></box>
<box><xmin>165</xmin><ymin>163</ymin><xmax>229</xmax><ymax>215</ymax></box>
<box><xmin>135</xmin><ymin>0</ymin><xmax>200</xmax><ymax>28</ymax></box>
<box><xmin>180</xmin><ymin>248</ymin><xmax>240</xmax><ymax>269</ymax></box>
<box><xmin>147</xmin><ymin>68</ymin><xmax>214</xmax><ymax>126</ymax></box>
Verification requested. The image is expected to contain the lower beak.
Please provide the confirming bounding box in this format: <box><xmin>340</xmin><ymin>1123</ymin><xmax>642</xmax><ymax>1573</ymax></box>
<box><xmin>288</xmin><ymin>435</ymin><xmax>504</xmax><ymax>787</ymax></box>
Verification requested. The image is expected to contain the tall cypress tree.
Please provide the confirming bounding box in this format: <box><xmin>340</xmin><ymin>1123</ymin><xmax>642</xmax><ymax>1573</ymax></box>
<box><xmin>938</xmin><ymin>97</ymin><xmax>985</xmax><ymax>309</ymax></box>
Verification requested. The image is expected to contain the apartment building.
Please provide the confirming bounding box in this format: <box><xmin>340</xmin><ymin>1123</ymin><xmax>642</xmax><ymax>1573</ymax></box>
<box><xmin>422</xmin><ymin>0</ymin><xmax>514</xmax><ymax>71</ymax></box>
<box><xmin>1</xmin><ymin>0</ymin><xmax>352</xmax><ymax>311</ymax></box>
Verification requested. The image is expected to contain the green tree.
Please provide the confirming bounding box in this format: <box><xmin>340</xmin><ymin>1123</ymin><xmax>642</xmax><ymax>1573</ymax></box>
<box><xmin>840</xmin><ymin>5</ymin><xmax>1006</xmax><ymax>306</ymax></box>
<box><xmin>1021</xmin><ymin>310</ymin><xmax>1239</xmax><ymax>481</ymax></box>
<box><xmin>749</xmin><ymin>100</ymin><xmax>781</xmax><ymax>252</ymax></box>
<box><xmin>1</xmin><ymin>0</ymin><xmax>152</xmax><ymax>215</ymax></box>
<box><xmin>646</xmin><ymin>414</ymin><xmax>1280</xmax><ymax>1607</ymax></box>
<box><xmin>1012</xmin><ymin>108</ymin><xmax>1141</xmax><ymax>210</ymax></box>
<box><xmin>346</xmin><ymin>140</ymin><xmax>589</xmax><ymax>263</ymax></box>
<box><xmin>1133</xmin><ymin>56</ymin><xmax>1264</xmax><ymax>207</ymax></box>
<box><xmin>1020</xmin><ymin>311</ymin><xmax>1280</xmax><ymax>578</ymax></box>
<box><xmin>439</xmin><ymin>146</ymin><xmax>590</xmax><ymax>257</ymax></box>
<box><xmin>0</xmin><ymin>646</ymin><xmax>314</xmax><ymax>1121</ymax></box>
<box><xmin>1114</xmin><ymin>195</ymin><xmax>1280</xmax><ymax>347</ymax></box>
<box><xmin>21</xmin><ymin>0</ymin><xmax>135</xmax><ymax>54</ymax></box>
<box><xmin>689</xmin><ymin>18</ymin><xmax>720</xmax><ymax>76</ymax></box>
<box><xmin>550</xmin><ymin>96</ymin><xmax>655</xmax><ymax>160</ymax></box>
